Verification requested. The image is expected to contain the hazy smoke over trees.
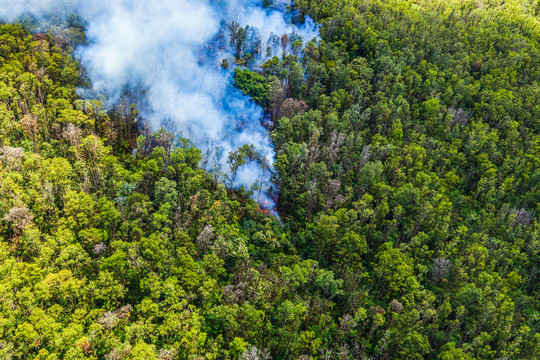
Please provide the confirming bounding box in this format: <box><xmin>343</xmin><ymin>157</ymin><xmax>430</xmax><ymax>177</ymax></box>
<box><xmin>0</xmin><ymin>0</ymin><xmax>319</xmax><ymax>207</ymax></box>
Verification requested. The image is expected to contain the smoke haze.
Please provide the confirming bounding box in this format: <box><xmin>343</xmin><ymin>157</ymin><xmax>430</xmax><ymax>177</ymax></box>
<box><xmin>0</xmin><ymin>0</ymin><xmax>319</xmax><ymax>207</ymax></box>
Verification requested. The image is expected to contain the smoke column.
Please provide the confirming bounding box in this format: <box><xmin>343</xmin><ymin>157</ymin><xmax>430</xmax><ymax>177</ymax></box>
<box><xmin>0</xmin><ymin>0</ymin><xmax>319</xmax><ymax>209</ymax></box>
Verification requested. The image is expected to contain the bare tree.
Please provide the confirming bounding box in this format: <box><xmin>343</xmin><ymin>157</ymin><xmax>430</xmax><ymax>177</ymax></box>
<box><xmin>4</xmin><ymin>205</ymin><xmax>33</xmax><ymax>235</ymax></box>
<box><xmin>242</xmin><ymin>345</ymin><xmax>271</xmax><ymax>360</ymax></box>
<box><xmin>431</xmin><ymin>257</ymin><xmax>451</xmax><ymax>282</ymax></box>
<box><xmin>0</xmin><ymin>146</ymin><xmax>25</xmax><ymax>171</ymax></box>
<box><xmin>510</xmin><ymin>207</ymin><xmax>535</xmax><ymax>227</ymax></box>
<box><xmin>197</xmin><ymin>225</ymin><xmax>215</xmax><ymax>254</ymax></box>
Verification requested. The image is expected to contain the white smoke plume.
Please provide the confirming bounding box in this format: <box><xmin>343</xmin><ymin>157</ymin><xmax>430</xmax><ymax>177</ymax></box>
<box><xmin>0</xmin><ymin>0</ymin><xmax>319</xmax><ymax>210</ymax></box>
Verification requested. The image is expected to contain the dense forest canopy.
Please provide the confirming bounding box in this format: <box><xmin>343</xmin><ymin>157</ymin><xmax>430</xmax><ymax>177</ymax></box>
<box><xmin>0</xmin><ymin>0</ymin><xmax>539</xmax><ymax>359</ymax></box>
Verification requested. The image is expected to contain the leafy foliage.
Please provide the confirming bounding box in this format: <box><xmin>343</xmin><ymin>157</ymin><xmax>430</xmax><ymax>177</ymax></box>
<box><xmin>234</xmin><ymin>68</ymin><xmax>270</xmax><ymax>109</ymax></box>
<box><xmin>1</xmin><ymin>0</ymin><xmax>540</xmax><ymax>358</ymax></box>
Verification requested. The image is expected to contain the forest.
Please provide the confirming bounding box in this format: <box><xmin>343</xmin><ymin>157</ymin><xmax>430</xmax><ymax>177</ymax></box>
<box><xmin>0</xmin><ymin>0</ymin><xmax>539</xmax><ymax>359</ymax></box>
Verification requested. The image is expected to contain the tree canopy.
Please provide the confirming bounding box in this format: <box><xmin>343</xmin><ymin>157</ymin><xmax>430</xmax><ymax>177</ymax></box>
<box><xmin>0</xmin><ymin>0</ymin><xmax>539</xmax><ymax>358</ymax></box>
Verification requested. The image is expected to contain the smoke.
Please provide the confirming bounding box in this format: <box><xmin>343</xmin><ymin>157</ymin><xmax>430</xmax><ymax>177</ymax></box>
<box><xmin>0</xmin><ymin>0</ymin><xmax>319</xmax><ymax>210</ymax></box>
